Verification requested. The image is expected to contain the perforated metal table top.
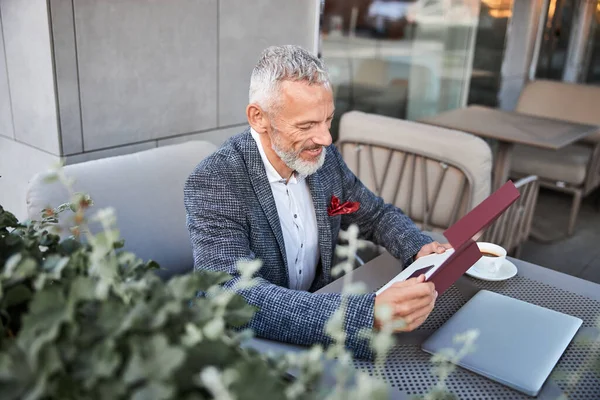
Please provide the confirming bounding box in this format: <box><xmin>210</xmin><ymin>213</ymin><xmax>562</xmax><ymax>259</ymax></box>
<box><xmin>250</xmin><ymin>253</ymin><xmax>600</xmax><ymax>399</ymax></box>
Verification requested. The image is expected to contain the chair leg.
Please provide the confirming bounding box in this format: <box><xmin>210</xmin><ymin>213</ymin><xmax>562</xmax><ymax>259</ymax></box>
<box><xmin>567</xmin><ymin>190</ymin><xmax>583</xmax><ymax>236</ymax></box>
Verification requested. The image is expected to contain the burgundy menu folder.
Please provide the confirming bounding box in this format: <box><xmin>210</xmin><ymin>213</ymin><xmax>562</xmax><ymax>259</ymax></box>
<box><xmin>444</xmin><ymin>181</ymin><xmax>521</xmax><ymax>249</ymax></box>
<box><xmin>426</xmin><ymin>181</ymin><xmax>521</xmax><ymax>295</ymax></box>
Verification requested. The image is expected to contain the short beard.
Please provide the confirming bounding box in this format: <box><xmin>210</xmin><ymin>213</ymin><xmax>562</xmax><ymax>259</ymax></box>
<box><xmin>270</xmin><ymin>130</ymin><xmax>326</xmax><ymax>177</ymax></box>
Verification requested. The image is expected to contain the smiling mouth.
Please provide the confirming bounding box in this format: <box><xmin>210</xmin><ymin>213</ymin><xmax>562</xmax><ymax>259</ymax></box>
<box><xmin>303</xmin><ymin>147</ymin><xmax>323</xmax><ymax>156</ymax></box>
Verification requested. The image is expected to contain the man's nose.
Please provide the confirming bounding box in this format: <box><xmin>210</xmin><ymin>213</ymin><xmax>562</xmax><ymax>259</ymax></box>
<box><xmin>313</xmin><ymin>124</ymin><xmax>333</xmax><ymax>147</ymax></box>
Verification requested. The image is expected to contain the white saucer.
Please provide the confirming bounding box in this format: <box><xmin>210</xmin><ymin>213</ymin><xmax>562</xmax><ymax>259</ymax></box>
<box><xmin>465</xmin><ymin>259</ymin><xmax>518</xmax><ymax>281</ymax></box>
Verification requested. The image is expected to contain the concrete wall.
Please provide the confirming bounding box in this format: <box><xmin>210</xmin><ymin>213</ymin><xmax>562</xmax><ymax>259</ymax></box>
<box><xmin>56</xmin><ymin>0</ymin><xmax>318</xmax><ymax>158</ymax></box>
<box><xmin>0</xmin><ymin>137</ymin><xmax>59</xmax><ymax>221</ymax></box>
<box><xmin>1</xmin><ymin>0</ymin><xmax>60</xmax><ymax>154</ymax></box>
<box><xmin>0</xmin><ymin>0</ymin><xmax>319</xmax><ymax>220</ymax></box>
<box><xmin>0</xmin><ymin>3</ymin><xmax>14</xmax><ymax>141</ymax></box>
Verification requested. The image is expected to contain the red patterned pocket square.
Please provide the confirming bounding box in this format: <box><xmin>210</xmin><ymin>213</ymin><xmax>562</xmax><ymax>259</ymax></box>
<box><xmin>327</xmin><ymin>195</ymin><xmax>360</xmax><ymax>217</ymax></box>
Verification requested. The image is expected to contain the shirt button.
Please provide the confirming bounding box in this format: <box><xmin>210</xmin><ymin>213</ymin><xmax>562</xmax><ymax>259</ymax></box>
<box><xmin>299</xmin><ymin>270</ymin><xmax>302</xmax><ymax>274</ymax></box>
<box><xmin>294</xmin><ymin>214</ymin><xmax>297</xmax><ymax>218</ymax></box>
<box><xmin>301</xmin><ymin>243</ymin><xmax>303</xmax><ymax>248</ymax></box>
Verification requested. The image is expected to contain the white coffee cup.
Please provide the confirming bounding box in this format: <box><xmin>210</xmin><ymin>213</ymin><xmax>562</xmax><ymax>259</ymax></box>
<box><xmin>473</xmin><ymin>242</ymin><xmax>507</xmax><ymax>274</ymax></box>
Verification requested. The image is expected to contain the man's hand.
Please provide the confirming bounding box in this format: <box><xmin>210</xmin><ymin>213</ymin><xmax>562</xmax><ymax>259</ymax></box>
<box><xmin>374</xmin><ymin>275</ymin><xmax>437</xmax><ymax>332</ymax></box>
<box><xmin>415</xmin><ymin>241</ymin><xmax>452</xmax><ymax>260</ymax></box>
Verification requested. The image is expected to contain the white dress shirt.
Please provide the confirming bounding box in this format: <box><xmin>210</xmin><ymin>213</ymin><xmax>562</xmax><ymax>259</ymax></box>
<box><xmin>251</xmin><ymin>128</ymin><xmax>320</xmax><ymax>291</ymax></box>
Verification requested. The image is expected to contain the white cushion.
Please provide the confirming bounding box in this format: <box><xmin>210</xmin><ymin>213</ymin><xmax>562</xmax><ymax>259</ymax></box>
<box><xmin>511</xmin><ymin>143</ymin><xmax>592</xmax><ymax>185</ymax></box>
<box><xmin>26</xmin><ymin>140</ymin><xmax>218</xmax><ymax>279</ymax></box>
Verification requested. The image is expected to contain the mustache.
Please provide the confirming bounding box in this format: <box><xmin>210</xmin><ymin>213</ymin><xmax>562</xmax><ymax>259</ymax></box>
<box><xmin>302</xmin><ymin>145</ymin><xmax>324</xmax><ymax>151</ymax></box>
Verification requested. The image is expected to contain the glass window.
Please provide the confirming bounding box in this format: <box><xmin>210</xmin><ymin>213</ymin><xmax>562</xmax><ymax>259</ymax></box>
<box><xmin>535</xmin><ymin>0</ymin><xmax>577</xmax><ymax>81</ymax></box>
<box><xmin>583</xmin><ymin>3</ymin><xmax>600</xmax><ymax>84</ymax></box>
<box><xmin>467</xmin><ymin>0</ymin><xmax>514</xmax><ymax>108</ymax></box>
<box><xmin>319</xmin><ymin>0</ymin><xmax>481</xmax><ymax>139</ymax></box>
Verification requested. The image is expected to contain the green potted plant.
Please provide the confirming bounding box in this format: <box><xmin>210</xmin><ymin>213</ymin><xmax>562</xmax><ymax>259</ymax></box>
<box><xmin>0</xmin><ymin>170</ymin><xmax>497</xmax><ymax>400</ymax></box>
<box><xmin>0</xmin><ymin>178</ymin><xmax>398</xmax><ymax>400</ymax></box>
<box><xmin>0</xmin><ymin>195</ymin><xmax>320</xmax><ymax>399</ymax></box>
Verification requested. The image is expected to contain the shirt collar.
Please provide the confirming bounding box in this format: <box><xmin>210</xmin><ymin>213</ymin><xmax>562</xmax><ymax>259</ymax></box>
<box><xmin>250</xmin><ymin>128</ymin><xmax>300</xmax><ymax>184</ymax></box>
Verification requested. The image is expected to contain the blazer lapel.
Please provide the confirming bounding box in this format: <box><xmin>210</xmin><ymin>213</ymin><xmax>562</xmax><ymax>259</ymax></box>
<box><xmin>307</xmin><ymin>171</ymin><xmax>333</xmax><ymax>278</ymax></box>
<box><xmin>241</xmin><ymin>131</ymin><xmax>289</xmax><ymax>282</ymax></box>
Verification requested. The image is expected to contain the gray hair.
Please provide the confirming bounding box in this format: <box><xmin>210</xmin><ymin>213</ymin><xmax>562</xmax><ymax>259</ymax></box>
<box><xmin>249</xmin><ymin>45</ymin><xmax>330</xmax><ymax>112</ymax></box>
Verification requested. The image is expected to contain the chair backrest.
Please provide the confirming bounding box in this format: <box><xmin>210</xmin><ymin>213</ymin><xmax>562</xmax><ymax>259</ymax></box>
<box><xmin>337</xmin><ymin>111</ymin><xmax>492</xmax><ymax>233</ymax></box>
<box><xmin>26</xmin><ymin>141</ymin><xmax>218</xmax><ymax>279</ymax></box>
<box><xmin>481</xmin><ymin>175</ymin><xmax>539</xmax><ymax>255</ymax></box>
<box><xmin>516</xmin><ymin>80</ymin><xmax>600</xmax><ymax>144</ymax></box>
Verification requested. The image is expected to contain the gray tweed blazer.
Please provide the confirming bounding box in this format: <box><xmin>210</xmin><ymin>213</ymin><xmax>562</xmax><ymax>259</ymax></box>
<box><xmin>184</xmin><ymin>128</ymin><xmax>432</xmax><ymax>359</ymax></box>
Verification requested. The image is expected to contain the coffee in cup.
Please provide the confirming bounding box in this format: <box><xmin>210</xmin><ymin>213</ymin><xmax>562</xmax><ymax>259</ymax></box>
<box><xmin>473</xmin><ymin>242</ymin><xmax>507</xmax><ymax>274</ymax></box>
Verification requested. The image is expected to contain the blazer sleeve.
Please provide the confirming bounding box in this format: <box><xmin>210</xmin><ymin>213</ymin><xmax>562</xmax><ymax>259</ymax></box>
<box><xmin>184</xmin><ymin>165</ymin><xmax>376</xmax><ymax>359</ymax></box>
<box><xmin>330</xmin><ymin>145</ymin><xmax>433</xmax><ymax>266</ymax></box>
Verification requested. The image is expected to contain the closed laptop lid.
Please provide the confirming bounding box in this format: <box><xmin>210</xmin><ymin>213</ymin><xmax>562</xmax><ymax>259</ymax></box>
<box><xmin>422</xmin><ymin>290</ymin><xmax>582</xmax><ymax>396</ymax></box>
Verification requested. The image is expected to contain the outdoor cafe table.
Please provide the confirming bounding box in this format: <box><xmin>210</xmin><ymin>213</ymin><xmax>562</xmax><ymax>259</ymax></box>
<box><xmin>418</xmin><ymin>105</ymin><xmax>598</xmax><ymax>191</ymax></box>
<box><xmin>247</xmin><ymin>252</ymin><xmax>600</xmax><ymax>399</ymax></box>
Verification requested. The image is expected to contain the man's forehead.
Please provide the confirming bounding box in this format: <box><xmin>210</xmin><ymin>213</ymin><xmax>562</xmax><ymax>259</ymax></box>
<box><xmin>277</xmin><ymin>81</ymin><xmax>334</xmax><ymax>117</ymax></box>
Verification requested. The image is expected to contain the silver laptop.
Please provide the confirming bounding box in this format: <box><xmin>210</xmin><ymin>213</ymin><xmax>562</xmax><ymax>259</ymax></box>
<box><xmin>421</xmin><ymin>290</ymin><xmax>582</xmax><ymax>396</ymax></box>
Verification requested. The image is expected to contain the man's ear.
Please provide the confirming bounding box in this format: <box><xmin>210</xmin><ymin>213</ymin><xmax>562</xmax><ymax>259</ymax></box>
<box><xmin>246</xmin><ymin>104</ymin><xmax>270</xmax><ymax>134</ymax></box>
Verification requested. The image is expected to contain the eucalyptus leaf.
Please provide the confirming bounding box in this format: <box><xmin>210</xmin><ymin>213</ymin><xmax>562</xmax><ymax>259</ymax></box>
<box><xmin>71</xmin><ymin>338</ymin><xmax>121</xmax><ymax>389</ymax></box>
<box><xmin>3</xmin><ymin>255</ymin><xmax>38</xmax><ymax>281</ymax></box>
<box><xmin>227</xmin><ymin>357</ymin><xmax>292</xmax><ymax>400</ymax></box>
<box><xmin>123</xmin><ymin>334</ymin><xmax>186</xmax><ymax>384</ymax></box>
<box><xmin>1</xmin><ymin>284</ymin><xmax>32</xmax><ymax>308</ymax></box>
<box><xmin>42</xmin><ymin>173</ymin><xmax>59</xmax><ymax>184</ymax></box>
<box><xmin>42</xmin><ymin>255</ymin><xmax>69</xmax><ymax>276</ymax></box>
<box><xmin>167</xmin><ymin>274</ymin><xmax>231</xmax><ymax>300</ymax></box>
<box><xmin>115</xmin><ymin>302</ymin><xmax>152</xmax><ymax>336</ymax></box>
<box><xmin>224</xmin><ymin>294</ymin><xmax>259</xmax><ymax>327</ymax></box>
<box><xmin>91</xmin><ymin>340</ymin><xmax>121</xmax><ymax>379</ymax></box>
<box><xmin>18</xmin><ymin>287</ymin><xmax>71</xmax><ymax>368</ymax></box>
<box><xmin>38</xmin><ymin>232</ymin><xmax>59</xmax><ymax>248</ymax></box>
<box><xmin>57</xmin><ymin>238</ymin><xmax>81</xmax><ymax>255</ymax></box>
<box><xmin>131</xmin><ymin>381</ymin><xmax>175</xmax><ymax>400</ymax></box>
<box><xmin>94</xmin><ymin>380</ymin><xmax>128</xmax><ymax>399</ymax></box>
<box><xmin>146</xmin><ymin>260</ymin><xmax>161</xmax><ymax>271</ymax></box>
<box><xmin>2</xmin><ymin>232</ymin><xmax>22</xmax><ymax>248</ymax></box>
<box><xmin>151</xmin><ymin>301</ymin><xmax>183</xmax><ymax>329</ymax></box>
<box><xmin>96</xmin><ymin>299</ymin><xmax>129</xmax><ymax>337</ymax></box>
<box><xmin>0</xmin><ymin>207</ymin><xmax>19</xmax><ymax>230</ymax></box>
<box><xmin>0</xmin><ymin>345</ymin><xmax>33</xmax><ymax>400</ymax></box>
<box><xmin>68</xmin><ymin>276</ymin><xmax>98</xmax><ymax>303</ymax></box>
<box><xmin>3</xmin><ymin>254</ymin><xmax>23</xmax><ymax>277</ymax></box>
<box><xmin>92</xmin><ymin>230</ymin><xmax>121</xmax><ymax>251</ymax></box>
<box><xmin>56</xmin><ymin>203</ymin><xmax>73</xmax><ymax>213</ymax></box>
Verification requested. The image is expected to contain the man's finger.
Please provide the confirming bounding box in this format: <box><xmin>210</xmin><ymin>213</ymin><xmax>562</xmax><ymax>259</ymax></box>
<box><xmin>434</xmin><ymin>242</ymin><xmax>452</xmax><ymax>253</ymax></box>
<box><xmin>386</xmin><ymin>282</ymin><xmax>435</xmax><ymax>303</ymax></box>
<box><xmin>393</xmin><ymin>293</ymin><xmax>436</xmax><ymax>319</ymax></box>
<box><xmin>393</xmin><ymin>314</ymin><xmax>428</xmax><ymax>333</ymax></box>
<box><xmin>390</xmin><ymin>276</ymin><xmax>422</xmax><ymax>288</ymax></box>
<box><xmin>405</xmin><ymin>314</ymin><xmax>430</xmax><ymax>332</ymax></box>
<box><xmin>401</xmin><ymin>297</ymin><xmax>436</xmax><ymax>324</ymax></box>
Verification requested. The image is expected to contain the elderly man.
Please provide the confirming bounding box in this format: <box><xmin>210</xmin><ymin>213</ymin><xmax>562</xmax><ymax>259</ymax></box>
<box><xmin>184</xmin><ymin>45</ymin><xmax>449</xmax><ymax>358</ymax></box>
